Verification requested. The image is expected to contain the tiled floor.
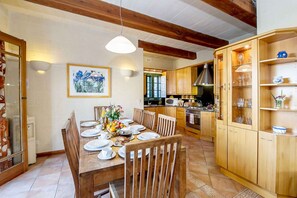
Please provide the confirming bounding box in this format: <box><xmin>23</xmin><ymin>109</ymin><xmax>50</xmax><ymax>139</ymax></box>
<box><xmin>0</xmin><ymin>132</ymin><xmax>261</xmax><ymax>198</ymax></box>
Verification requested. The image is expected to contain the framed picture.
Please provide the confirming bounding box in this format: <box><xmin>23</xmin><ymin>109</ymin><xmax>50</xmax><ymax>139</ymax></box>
<box><xmin>67</xmin><ymin>63</ymin><xmax>111</xmax><ymax>98</ymax></box>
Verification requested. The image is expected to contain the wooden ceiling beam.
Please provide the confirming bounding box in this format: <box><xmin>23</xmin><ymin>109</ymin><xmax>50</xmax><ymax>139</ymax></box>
<box><xmin>138</xmin><ymin>40</ymin><xmax>197</xmax><ymax>60</ymax></box>
<box><xmin>202</xmin><ymin>0</ymin><xmax>256</xmax><ymax>27</ymax></box>
<box><xmin>25</xmin><ymin>0</ymin><xmax>229</xmax><ymax>48</ymax></box>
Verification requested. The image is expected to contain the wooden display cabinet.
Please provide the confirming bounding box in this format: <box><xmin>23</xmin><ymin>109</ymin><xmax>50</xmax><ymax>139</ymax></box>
<box><xmin>227</xmin><ymin>40</ymin><xmax>258</xmax><ymax>131</ymax></box>
<box><xmin>258</xmin><ymin>29</ymin><xmax>297</xmax><ymax>135</ymax></box>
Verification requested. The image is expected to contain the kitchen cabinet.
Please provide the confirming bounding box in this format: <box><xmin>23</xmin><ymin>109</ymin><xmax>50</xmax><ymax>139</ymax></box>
<box><xmin>200</xmin><ymin>112</ymin><xmax>215</xmax><ymax>137</ymax></box>
<box><xmin>164</xmin><ymin>106</ymin><xmax>176</xmax><ymax>117</ymax></box>
<box><xmin>176</xmin><ymin>107</ymin><xmax>186</xmax><ymax>131</ymax></box>
<box><xmin>176</xmin><ymin>67</ymin><xmax>197</xmax><ymax>95</ymax></box>
<box><xmin>166</xmin><ymin>70</ymin><xmax>176</xmax><ymax>95</ymax></box>
<box><xmin>227</xmin><ymin>126</ymin><xmax>257</xmax><ymax>184</ymax></box>
<box><xmin>215</xmin><ymin>124</ymin><xmax>227</xmax><ymax>169</ymax></box>
<box><xmin>144</xmin><ymin>74</ymin><xmax>147</xmax><ymax>95</ymax></box>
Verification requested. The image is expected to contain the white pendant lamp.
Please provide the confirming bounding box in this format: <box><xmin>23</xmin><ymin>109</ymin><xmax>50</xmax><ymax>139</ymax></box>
<box><xmin>105</xmin><ymin>0</ymin><xmax>136</xmax><ymax>54</ymax></box>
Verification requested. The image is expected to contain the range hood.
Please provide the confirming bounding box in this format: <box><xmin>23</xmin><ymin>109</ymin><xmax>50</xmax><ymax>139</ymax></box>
<box><xmin>193</xmin><ymin>63</ymin><xmax>213</xmax><ymax>86</ymax></box>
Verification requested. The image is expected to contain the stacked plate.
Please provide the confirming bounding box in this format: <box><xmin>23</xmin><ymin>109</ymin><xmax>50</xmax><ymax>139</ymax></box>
<box><xmin>84</xmin><ymin>139</ymin><xmax>113</xmax><ymax>151</ymax></box>
<box><xmin>118</xmin><ymin>146</ymin><xmax>149</xmax><ymax>159</ymax></box>
<box><xmin>80</xmin><ymin>121</ymin><xmax>99</xmax><ymax>127</ymax></box>
<box><xmin>80</xmin><ymin>129</ymin><xmax>101</xmax><ymax>137</ymax></box>
<box><xmin>120</xmin><ymin>119</ymin><xmax>134</xmax><ymax>126</ymax></box>
<box><xmin>137</xmin><ymin>132</ymin><xmax>160</xmax><ymax>141</ymax></box>
<box><xmin>129</xmin><ymin>125</ymin><xmax>146</xmax><ymax>135</ymax></box>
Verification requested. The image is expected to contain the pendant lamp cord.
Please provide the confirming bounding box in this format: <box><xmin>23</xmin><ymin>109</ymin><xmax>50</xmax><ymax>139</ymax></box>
<box><xmin>120</xmin><ymin>0</ymin><xmax>123</xmax><ymax>35</ymax></box>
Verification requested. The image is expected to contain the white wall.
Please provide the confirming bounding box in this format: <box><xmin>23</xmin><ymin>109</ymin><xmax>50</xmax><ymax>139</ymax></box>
<box><xmin>8</xmin><ymin>10</ymin><xmax>143</xmax><ymax>153</ymax></box>
<box><xmin>174</xmin><ymin>49</ymin><xmax>214</xmax><ymax>69</ymax></box>
<box><xmin>257</xmin><ymin>0</ymin><xmax>297</xmax><ymax>34</ymax></box>
<box><xmin>0</xmin><ymin>4</ymin><xmax>8</xmax><ymax>32</ymax></box>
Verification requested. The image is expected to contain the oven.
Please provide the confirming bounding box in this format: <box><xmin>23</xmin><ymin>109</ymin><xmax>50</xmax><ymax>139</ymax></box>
<box><xmin>186</xmin><ymin>108</ymin><xmax>201</xmax><ymax>130</ymax></box>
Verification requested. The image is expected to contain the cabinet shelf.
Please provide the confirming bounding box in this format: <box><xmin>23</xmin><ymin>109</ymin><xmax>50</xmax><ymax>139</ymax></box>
<box><xmin>260</xmin><ymin>130</ymin><xmax>297</xmax><ymax>137</ymax></box>
<box><xmin>260</xmin><ymin>107</ymin><xmax>297</xmax><ymax>112</ymax></box>
<box><xmin>260</xmin><ymin>83</ymin><xmax>297</xmax><ymax>87</ymax></box>
<box><xmin>259</xmin><ymin>57</ymin><xmax>297</xmax><ymax>64</ymax></box>
<box><xmin>232</xmin><ymin>85</ymin><xmax>252</xmax><ymax>88</ymax></box>
<box><xmin>232</xmin><ymin>63</ymin><xmax>252</xmax><ymax>68</ymax></box>
<box><xmin>232</xmin><ymin>106</ymin><xmax>252</xmax><ymax>109</ymax></box>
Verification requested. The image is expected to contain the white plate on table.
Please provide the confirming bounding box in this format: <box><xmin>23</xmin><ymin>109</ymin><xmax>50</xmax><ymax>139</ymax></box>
<box><xmin>97</xmin><ymin>151</ymin><xmax>116</xmax><ymax>160</ymax></box>
<box><xmin>130</xmin><ymin>125</ymin><xmax>146</xmax><ymax>134</ymax></box>
<box><xmin>120</xmin><ymin>119</ymin><xmax>134</xmax><ymax>124</ymax></box>
<box><xmin>81</xmin><ymin>121</ymin><xmax>99</xmax><ymax>127</ymax></box>
<box><xmin>118</xmin><ymin>146</ymin><xmax>149</xmax><ymax>159</ymax></box>
<box><xmin>84</xmin><ymin>140</ymin><xmax>113</xmax><ymax>151</ymax></box>
<box><xmin>137</xmin><ymin>132</ymin><xmax>160</xmax><ymax>141</ymax></box>
<box><xmin>80</xmin><ymin>129</ymin><xmax>101</xmax><ymax>137</ymax></box>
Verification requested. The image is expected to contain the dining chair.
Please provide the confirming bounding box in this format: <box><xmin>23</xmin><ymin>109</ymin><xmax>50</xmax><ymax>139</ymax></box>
<box><xmin>61</xmin><ymin>116</ymin><xmax>109</xmax><ymax>198</ymax></box>
<box><xmin>94</xmin><ymin>106</ymin><xmax>108</xmax><ymax>121</ymax></box>
<box><xmin>133</xmin><ymin>108</ymin><xmax>143</xmax><ymax>124</ymax></box>
<box><xmin>156</xmin><ymin>114</ymin><xmax>177</xmax><ymax>136</ymax></box>
<box><xmin>69</xmin><ymin>111</ymin><xmax>80</xmax><ymax>154</ymax></box>
<box><xmin>109</xmin><ymin>135</ymin><xmax>182</xmax><ymax>198</ymax></box>
<box><xmin>141</xmin><ymin>110</ymin><xmax>155</xmax><ymax>130</ymax></box>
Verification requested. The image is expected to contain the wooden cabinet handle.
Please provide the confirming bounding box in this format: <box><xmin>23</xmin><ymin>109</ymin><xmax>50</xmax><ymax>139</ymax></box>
<box><xmin>223</xmin><ymin>83</ymin><xmax>226</xmax><ymax>91</ymax></box>
<box><xmin>260</xmin><ymin>137</ymin><xmax>272</xmax><ymax>142</ymax></box>
<box><xmin>228</xmin><ymin>83</ymin><xmax>230</xmax><ymax>90</ymax></box>
<box><xmin>229</xmin><ymin>130</ymin><xmax>237</xmax><ymax>133</ymax></box>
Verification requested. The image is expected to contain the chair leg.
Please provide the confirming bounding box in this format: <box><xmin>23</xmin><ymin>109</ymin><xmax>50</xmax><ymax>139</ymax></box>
<box><xmin>95</xmin><ymin>189</ymin><xmax>109</xmax><ymax>198</ymax></box>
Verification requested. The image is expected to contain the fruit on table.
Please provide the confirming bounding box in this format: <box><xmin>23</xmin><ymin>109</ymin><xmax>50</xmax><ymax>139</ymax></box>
<box><xmin>106</xmin><ymin>120</ymin><xmax>125</xmax><ymax>132</ymax></box>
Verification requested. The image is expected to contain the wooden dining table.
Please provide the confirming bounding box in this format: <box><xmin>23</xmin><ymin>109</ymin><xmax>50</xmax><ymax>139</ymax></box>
<box><xmin>78</xmin><ymin>120</ymin><xmax>186</xmax><ymax>198</ymax></box>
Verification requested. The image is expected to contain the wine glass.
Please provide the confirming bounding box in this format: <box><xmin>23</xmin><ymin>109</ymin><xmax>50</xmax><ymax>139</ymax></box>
<box><xmin>237</xmin><ymin>53</ymin><xmax>244</xmax><ymax>65</ymax></box>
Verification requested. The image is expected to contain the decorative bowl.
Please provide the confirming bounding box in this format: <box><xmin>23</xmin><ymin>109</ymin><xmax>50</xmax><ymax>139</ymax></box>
<box><xmin>272</xmin><ymin>76</ymin><xmax>284</xmax><ymax>84</ymax></box>
<box><xmin>272</xmin><ymin>126</ymin><xmax>287</xmax><ymax>134</ymax></box>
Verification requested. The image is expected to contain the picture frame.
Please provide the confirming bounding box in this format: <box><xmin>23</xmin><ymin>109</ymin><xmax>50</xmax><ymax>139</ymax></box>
<box><xmin>67</xmin><ymin>63</ymin><xmax>111</xmax><ymax>98</ymax></box>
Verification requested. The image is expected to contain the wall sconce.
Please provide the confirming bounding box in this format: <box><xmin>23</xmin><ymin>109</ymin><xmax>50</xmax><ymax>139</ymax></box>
<box><xmin>30</xmin><ymin>60</ymin><xmax>51</xmax><ymax>74</ymax></box>
<box><xmin>120</xmin><ymin>69</ymin><xmax>133</xmax><ymax>77</ymax></box>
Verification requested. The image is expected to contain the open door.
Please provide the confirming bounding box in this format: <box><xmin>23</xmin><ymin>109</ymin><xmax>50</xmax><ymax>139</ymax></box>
<box><xmin>0</xmin><ymin>31</ymin><xmax>27</xmax><ymax>185</ymax></box>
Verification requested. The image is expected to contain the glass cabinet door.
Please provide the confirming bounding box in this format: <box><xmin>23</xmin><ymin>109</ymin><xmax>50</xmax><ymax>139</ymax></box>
<box><xmin>215</xmin><ymin>49</ymin><xmax>228</xmax><ymax>125</ymax></box>
<box><xmin>228</xmin><ymin>40</ymin><xmax>258</xmax><ymax>130</ymax></box>
<box><xmin>0</xmin><ymin>32</ymin><xmax>27</xmax><ymax>185</ymax></box>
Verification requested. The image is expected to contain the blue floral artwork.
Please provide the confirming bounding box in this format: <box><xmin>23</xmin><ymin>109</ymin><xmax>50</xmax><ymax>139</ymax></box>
<box><xmin>67</xmin><ymin>64</ymin><xmax>110</xmax><ymax>97</ymax></box>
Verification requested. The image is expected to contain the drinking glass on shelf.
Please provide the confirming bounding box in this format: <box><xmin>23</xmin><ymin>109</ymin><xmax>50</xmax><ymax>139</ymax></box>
<box><xmin>237</xmin><ymin>98</ymin><xmax>244</xmax><ymax>107</ymax></box>
<box><xmin>246</xmin><ymin>117</ymin><xmax>252</xmax><ymax>125</ymax></box>
<box><xmin>237</xmin><ymin>53</ymin><xmax>244</xmax><ymax>65</ymax></box>
<box><xmin>236</xmin><ymin>116</ymin><xmax>243</xmax><ymax>123</ymax></box>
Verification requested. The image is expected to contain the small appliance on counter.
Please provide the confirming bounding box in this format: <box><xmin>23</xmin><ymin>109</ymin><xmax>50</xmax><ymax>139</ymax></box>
<box><xmin>165</xmin><ymin>98</ymin><xmax>178</xmax><ymax>106</ymax></box>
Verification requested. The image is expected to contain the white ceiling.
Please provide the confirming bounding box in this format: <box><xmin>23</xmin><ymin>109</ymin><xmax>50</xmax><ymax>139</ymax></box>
<box><xmin>0</xmin><ymin>0</ymin><xmax>256</xmax><ymax>54</ymax></box>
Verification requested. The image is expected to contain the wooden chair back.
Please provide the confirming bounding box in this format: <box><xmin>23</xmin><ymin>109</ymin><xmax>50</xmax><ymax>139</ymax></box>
<box><xmin>94</xmin><ymin>106</ymin><xmax>108</xmax><ymax>121</ymax></box>
<box><xmin>133</xmin><ymin>108</ymin><xmax>143</xmax><ymax>124</ymax></box>
<box><xmin>156</xmin><ymin>114</ymin><xmax>177</xmax><ymax>136</ymax></box>
<box><xmin>61</xmin><ymin>118</ymin><xmax>79</xmax><ymax>198</ymax></box>
<box><xmin>124</xmin><ymin>135</ymin><xmax>182</xmax><ymax>198</ymax></box>
<box><xmin>69</xmin><ymin>111</ymin><xmax>80</xmax><ymax>155</ymax></box>
<box><xmin>141</xmin><ymin>110</ymin><xmax>155</xmax><ymax>130</ymax></box>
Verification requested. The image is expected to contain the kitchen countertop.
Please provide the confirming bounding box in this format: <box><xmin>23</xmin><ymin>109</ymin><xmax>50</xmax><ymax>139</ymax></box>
<box><xmin>144</xmin><ymin>105</ymin><xmax>215</xmax><ymax>112</ymax></box>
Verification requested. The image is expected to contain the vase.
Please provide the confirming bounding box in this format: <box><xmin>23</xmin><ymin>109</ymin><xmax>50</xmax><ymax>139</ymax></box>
<box><xmin>275</xmin><ymin>99</ymin><xmax>284</xmax><ymax>109</ymax></box>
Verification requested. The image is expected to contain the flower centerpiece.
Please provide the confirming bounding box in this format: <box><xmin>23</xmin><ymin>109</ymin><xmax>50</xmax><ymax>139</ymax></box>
<box><xmin>104</xmin><ymin>105</ymin><xmax>123</xmax><ymax>121</ymax></box>
<box><xmin>271</xmin><ymin>91</ymin><xmax>286</xmax><ymax>109</ymax></box>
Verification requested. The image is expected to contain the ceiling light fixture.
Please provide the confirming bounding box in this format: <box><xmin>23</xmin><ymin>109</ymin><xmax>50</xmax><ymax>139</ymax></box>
<box><xmin>105</xmin><ymin>0</ymin><xmax>136</xmax><ymax>54</ymax></box>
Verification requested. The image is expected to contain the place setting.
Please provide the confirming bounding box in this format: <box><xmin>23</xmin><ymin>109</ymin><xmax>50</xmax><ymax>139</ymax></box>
<box><xmin>118</xmin><ymin>146</ymin><xmax>150</xmax><ymax>159</ymax></box>
<box><xmin>137</xmin><ymin>132</ymin><xmax>160</xmax><ymax>141</ymax></box>
<box><xmin>80</xmin><ymin>124</ymin><xmax>103</xmax><ymax>137</ymax></box>
<box><xmin>98</xmin><ymin>147</ymin><xmax>116</xmax><ymax>160</ymax></box>
<box><xmin>80</xmin><ymin>121</ymin><xmax>100</xmax><ymax>128</ymax></box>
<box><xmin>83</xmin><ymin>138</ymin><xmax>113</xmax><ymax>151</ymax></box>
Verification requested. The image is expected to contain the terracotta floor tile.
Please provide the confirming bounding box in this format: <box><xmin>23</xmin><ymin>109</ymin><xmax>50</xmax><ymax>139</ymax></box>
<box><xmin>31</xmin><ymin>173</ymin><xmax>61</xmax><ymax>189</ymax></box>
<box><xmin>210</xmin><ymin>175</ymin><xmax>238</xmax><ymax>193</ymax></box>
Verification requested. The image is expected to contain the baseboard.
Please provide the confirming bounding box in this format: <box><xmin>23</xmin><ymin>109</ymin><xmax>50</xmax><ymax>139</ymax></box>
<box><xmin>36</xmin><ymin>150</ymin><xmax>65</xmax><ymax>157</ymax></box>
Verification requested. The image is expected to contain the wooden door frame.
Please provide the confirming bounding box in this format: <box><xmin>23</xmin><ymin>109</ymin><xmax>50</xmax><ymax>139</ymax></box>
<box><xmin>0</xmin><ymin>31</ymin><xmax>27</xmax><ymax>185</ymax></box>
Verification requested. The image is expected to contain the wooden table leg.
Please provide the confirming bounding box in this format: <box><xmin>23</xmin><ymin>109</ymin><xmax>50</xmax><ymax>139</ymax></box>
<box><xmin>79</xmin><ymin>173</ymin><xmax>94</xmax><ymax>198</ymax></box>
